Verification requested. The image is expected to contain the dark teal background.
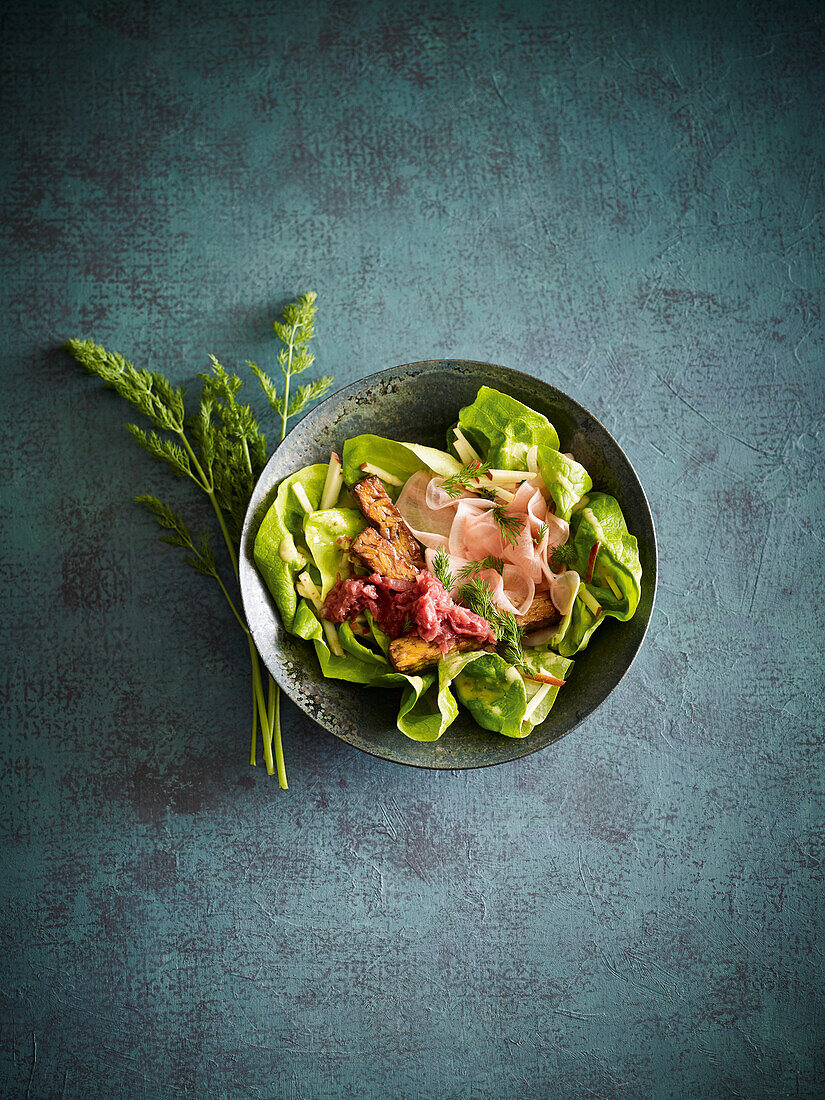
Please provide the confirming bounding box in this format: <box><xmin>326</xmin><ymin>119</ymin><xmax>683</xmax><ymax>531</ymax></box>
<box><xmin>2</xmin><ymin>1</ymin><xmax>823</xmax><ymax>1096</ymax></box>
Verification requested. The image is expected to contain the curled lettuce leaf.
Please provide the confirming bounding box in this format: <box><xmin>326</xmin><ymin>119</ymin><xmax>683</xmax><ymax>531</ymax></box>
<box><xmin>442</xmin><ymin>647</ymin><xmax>573</xmax><ymax>739</ymax></box>
<box><xmin>554</xmin><ymin>492</ymin><xmax>642</xmax><ymax>657</ymax></box>
<box><xmin>450</xmin><ymin>652</ymin><xmax>528</xmax><ymax>737</ymax></box>
<box><xmin>290</xmin><ymin>600</ymin><xmax>456</xmax><ymax>742</ymax></box>
<box><xmin>342</xmin><ymin>435</ymin><xmax>461</xmax><ymax>499</ymax></box>
<box><xmin>457</xmin><ymin>386</ymin><xmax>560</xmax><ymax>468</ymax></box>
<box><xmin>253</xmin><ymin>464</ymin><xmax>328</xmax><ymax>631</ymax></box>
<box><xmin>536</xmin><ymin>446</ymin><xmax>592</xmax><ymax>521</ymax></box>
<box><xmin>519</xmin><ymin>647</ymin><xmax>574</xmax><ymax>731</ymax></box>
<box><xmin>303</xmin><ymin>508</ymin><xmax>366</xmax><ymax>599</ymax></box>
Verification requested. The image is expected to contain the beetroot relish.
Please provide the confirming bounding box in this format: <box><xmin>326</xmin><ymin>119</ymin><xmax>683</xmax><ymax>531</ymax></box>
<box><xmin>322</xmin><ymin>570</ymin><xmax>497</xmax><ymax>654</ymax></box>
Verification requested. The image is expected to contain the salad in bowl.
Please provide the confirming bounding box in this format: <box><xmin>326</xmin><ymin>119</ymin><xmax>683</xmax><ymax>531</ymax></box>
<box><xmin>251</xmin><ymin>385</ymin><xmax>642</xmax><ymax>744</ymax></box>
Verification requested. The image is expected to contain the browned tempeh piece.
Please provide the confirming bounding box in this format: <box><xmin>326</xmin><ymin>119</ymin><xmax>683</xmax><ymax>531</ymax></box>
<box><xmin>352</xmin><ymin>476</ymin><xmax>424</xmax><ymax>570</ymax></box>
<box><xmin>388</xmin><ymin>634</ymin><xmax>496</xmax><ymax>674</ymax></box>
<box><xmin>387</xmin><ymin>591</ymin><xmax>563</xmax><ymax>673</ymax></box>
<box><xmin>520</xmin><ymin>591</ymin><xmax>561</xmax><ymax>631</ymax></box>
<box><xmin>350</xmin><ymin>527</ymin><xmax>419</xmax><ymax>581</ymax></box>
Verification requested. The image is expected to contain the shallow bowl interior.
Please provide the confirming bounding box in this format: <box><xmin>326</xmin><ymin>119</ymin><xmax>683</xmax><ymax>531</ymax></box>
<box><xmin>239</xmin><ymin>360</ymin><xmax>657</xmax><ymax>769</ymax></box>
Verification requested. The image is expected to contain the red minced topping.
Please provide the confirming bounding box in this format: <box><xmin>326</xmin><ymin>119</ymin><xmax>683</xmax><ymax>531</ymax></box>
<box><xmin>322</xmin><ymin>570</ymin><xmax>497</xmax><ymax>653</ymax></box>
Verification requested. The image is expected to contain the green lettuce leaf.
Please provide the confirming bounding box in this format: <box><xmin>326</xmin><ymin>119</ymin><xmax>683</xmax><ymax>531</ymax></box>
<box><xmin>303</xmin><ymin>508</ymin><xmax>366</xmax><ymax>599</ymax></box>
<box><xmin>446</xmin><ymin>651</ymin><xmax>528</xmax><ymax>738</ymax></box>
<box><xmin>554</xmin><ymin>492</ymin><xmax>642</xmax><ymax>657</ymax></box>
<box><xmin>536</xmin><ymin>446</ymin><xmax>592</xmax><ymax>521</ymax></box>
<box><xmin>253</xmin><ymin>464</ymin><xmax>328</xmax><ymax>631</ymax></box>
<box><xmin>457</xmin><ymin>386</ymin><xmax>560</xmax><ymax>468</ymax></box>
<box><xmin>342</xmin><ymin>435</ymin><xmax>461</xmax><ymax>499</ymax></box>
<box><xmin>519</xmin><ymin>647</ymin><xmax>574</xmax><ymax>731</ymax></box>
<box><xmin>292</xmin><ymin>601</ymin><xmax>456</xmax><ymax>741</ymax></box>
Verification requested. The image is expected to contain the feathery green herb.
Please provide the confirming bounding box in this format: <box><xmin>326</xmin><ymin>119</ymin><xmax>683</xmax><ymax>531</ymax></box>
<box><xmin>455</xmin><ymin>556</ymin><xmax>505</xmax><ymax>582</ymax></box>
<box><xmin>549</xmin><ymin>542</ymin><xmax>577</xmax><ymax>569</ymax></box>
<box><xmin>473</xmin><ymin>486</ymin><xmax>498</xmax><ymax>502</ymax></box>
<box><xmin>456</xmin><ymin>576</ymin><xmax>526</xmax><ymax>669</ymax></box>
<box><xmin>533</xmin><ymin>521</ymin><xmax>549</xmax><ymax>548</ymax></box>
<box><xmin>491</xmin><ymin>503</ymin><xmax>524</xmax><ymax>547</ymax></box>
<box><xmin>432</xmin><ymin>547</ymin><xmax>454</xmax><ymax>591</ymax></box>
<box><xmin>249</xmin><ymin>292</ymin><xmax>332</xmax><ymax>443</ymax></box>
<box><xmin>65</xmin><ymin>292</ymin><xmax>332</xmax><ymax>790</ymax></box>
<box><xmin>438</xmin><ymin>458</ymin><xmax>492</xmax><ymax>500</ymax></box>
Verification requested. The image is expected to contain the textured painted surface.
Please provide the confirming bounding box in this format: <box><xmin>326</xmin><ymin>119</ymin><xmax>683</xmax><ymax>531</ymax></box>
<box><xmin>1</xmin><ymin>1</ymin><xmax>823</xmax><ymax>1096</ymax></box>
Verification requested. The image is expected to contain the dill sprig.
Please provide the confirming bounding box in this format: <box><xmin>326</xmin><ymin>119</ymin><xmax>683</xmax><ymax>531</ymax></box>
<box><xmin>65</xmin><ymin>292</ymin><xmax>331</xmax><ymax>791</ymax></box>
<box><xmin>492</xmin><ymin>503</ymin><xmax>524</xmax><ymax>547</ymax></box>
<box><xmin>533</xmin><ymin>521</ymin><xmax>549</xmax><ymax>548</ymax></box>
<box><xmin>474</xmin><ymin>486</ymin><xmax>498</xmax><ymax>502</ymax></box>
<box><xmin>250</xmin><ymin>291</ymin><xmax>333</xmax><ymax>444</ymax></box>
<box><xmin>455</xmin><ymin>556</ymin><xmax>505</xmax><ymax>582</ymax></box>
<box><xmin>439</xmin><ymin>458</ymin><xmax>493</xmax><ymax>500</ymax></box>
<box><xmin>456</xmin><ymin>577</ymin><xmax>526</xmax><ymax>669</ymax></box>
<box><xmin>549</xmin><ymin>542</ymin><xmax>577</xmax><ymax>569</ymax></box>
<box><xmin>432</xmin><ymin>547</ymin><xmax>454</xmax><ymax>591</ymax></box>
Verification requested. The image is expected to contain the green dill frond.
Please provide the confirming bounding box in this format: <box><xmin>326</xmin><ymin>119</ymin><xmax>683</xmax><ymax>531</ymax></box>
<box><xmin>432</xmin><ymin>547</ymin><xmax>454</xmax><ymax>591</ymax></box>
<box><xmin>456</xmin><ymin>575</ymin><xmax>525</xmax><ymax>668</ymax></box>
<box><xmin>456</xmin><ymin>576</ymin><xmax>498</xmax><ymax>623</ymax></box>
<box><xmin>248</xmin><ymin>361</ymin><xmax>283</xmax><ymax>416</ymax></box>
<box><xmin>253</xmin><ymin>292</ymin><xmax>324</xmax><ymax>442</ymax></box>
<box><xmin>187</xmin><ymin>533</ymin><xmax>218</xmax><ymax>577</ymax></box>
<box><xmin>549</xmin><ymin>542</ymin><xmax>577</xmax><ymax>569</ymax></box>
<box><xmin>127</xmin><ymin>425</ymin><xmax>191</xmax><ymax>478</ymax></box>
<box><xmin>135</xmin><ymin>494</ymin><xmax>217</xmax><ymax>578</ymax></box>
<box><xmin>287</xmin><ymin>376</ymin><xmax>334</xmax><ymax>417</ymax></box>
<box><xmin>65</xmin><ymin>339</ymin><xmax>185</xmax><ymax>432</ymax></box>
<box><xmin>492</xmin><ymin>503</ymin><xmax>523</xmax><ymax>547</ymax></box>
<box><xmin>456</xmin><ymin>556</ymin><xmax>505</xmax><ymax>582</ymax></box>
<box><xmin>533</xmin><ymin>521</ymin><xmax>549</xmax><ymax>547</ymax></box>
<box><xmin>495</xmin><ymin>609</ymin><xmax>525</xmax><ymax>668</ymax></box>
<box><xmin>439</xmin><ymin>459</ymin><xmax>493</xmax><ymax>500</ymax></box>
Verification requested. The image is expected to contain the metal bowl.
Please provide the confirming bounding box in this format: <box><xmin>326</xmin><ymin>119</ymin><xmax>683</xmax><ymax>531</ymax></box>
<box><xmin>239</xmin><ymin>360</ymin><xmax>657</xmax><ymax>769</ymax></box>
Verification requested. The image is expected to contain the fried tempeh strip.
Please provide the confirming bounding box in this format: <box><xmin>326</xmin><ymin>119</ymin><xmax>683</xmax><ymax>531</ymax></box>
<box><xmin>352</xmin><ymin>476</ymin><xmax>424</xmax><ymax>570</ymax></box>
<box><xmin>387</xmin><ymin>591</ymin><xmax>562</xmax><ymax>673</ymax></box>
<box><xmin>350</xmin><ymin>527</ymin><xmax>419</xmax><ymax>581</ymax></box>
<box><xmin>388</xmin><ymin>634</ymin><xmax>496</xmax><ymax>674</ymax></box>
<box><xmin>520</xmin><ymin>591</ymin><xmax>562</xmax><ymax>632</ymax></box>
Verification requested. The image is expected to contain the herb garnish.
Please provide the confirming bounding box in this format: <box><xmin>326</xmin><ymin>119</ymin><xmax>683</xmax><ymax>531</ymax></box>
<box><xmin>455</xmin><ymin>556</ymin><xmax>505</xmax><ymax>582</ymax></box>
<box><xmin>456</xmin><ymin>576</ymin><xmax>526</xmax><ymax>669</ymax></box>
<box><xmin>533</xmin><ymin>521</ymin><xmax>549</xmax><ymax>548</ymax></box>
<box><xmin>491</xmin><ymin>503</ymin><xmax>524</xmax><ymax>547</ymax></box>
<box><xmin>65</xmin><ymin>292</ymin><xmax>331</xmax><ymax>789</ymax></box>
<box><xmin>249</xmin><ymin>292</ymin><xmax>332</xmax><ymax>444</ymax></box>
<box><xmin>439</xmin><ymin>458</ymin><xmax>492</xmax><ymax>499</ymax></box>
<box><xmin>432</xmin><ymin>547</ymin><xmax>454</xmax><ymax>591</ymax></box>
<box><xmin>549</xmin><ymin>542</ymin><xmax>577</xmax><ymax>569</ymax></box>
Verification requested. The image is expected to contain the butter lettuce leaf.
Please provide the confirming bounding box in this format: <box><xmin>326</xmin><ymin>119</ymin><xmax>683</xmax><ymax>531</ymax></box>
<box><xmin>519</xmin><ymin>647</ymin><xmax>574</xmax><ymax>732</ymax></box>
<box><xmin>448</xmin><ymin>651</ymin><xmax>529</xmax><ymax>738</ymax></box>
<box><xmin>253</xmin><ymin>464</ymin><xmax>328</xmax><ymax>631</ymax></box>
<box><xmin>536</xmin><ymin>446</ymin><xmax>592</xmax><ymax>521</ymax></box>
<box><xmin>292</xmin><ymin>601</ymin><xmax>456</xmax><ymax>741</ymax></box>
<box><xmin>342</xmin><ymin>435</ymin><xmax>461</xmax><ymax>499</ymax></box>
<box><xmin>554</xmin><ymin>492</ymin><xmax>642</xmax><ymax>657</ymax></box>
<box><xmin>303</xmin><ymin>508</ymin><xmax>366</xmax><ymax>599</ymax></box>
<box><xmin>457</xmin><ymin>386</ymin><xmax>560</xmax><ymax>468</ymax></box>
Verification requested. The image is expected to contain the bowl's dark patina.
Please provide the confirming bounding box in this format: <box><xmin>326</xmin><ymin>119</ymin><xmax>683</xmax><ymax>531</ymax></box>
<box><xmin>239</xmin><ymin>361</ymin><xmax>657</xmax><ymax>770</ymax></box>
